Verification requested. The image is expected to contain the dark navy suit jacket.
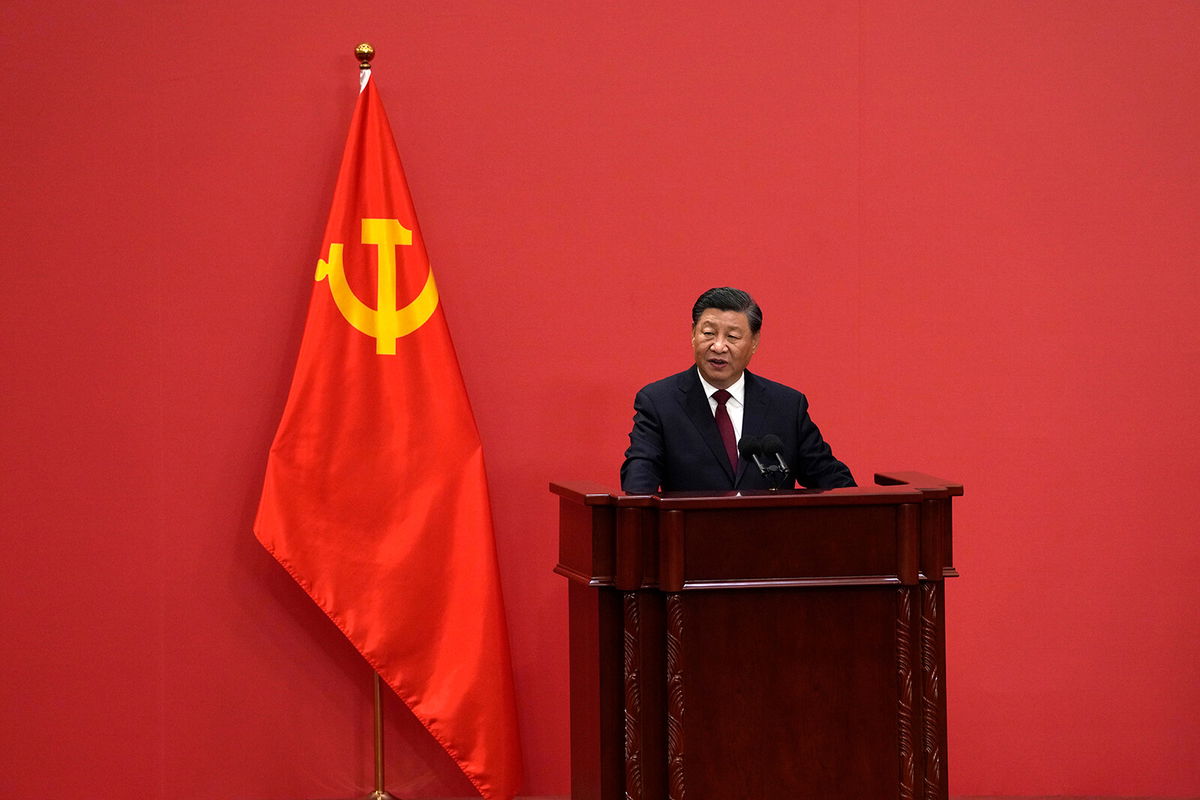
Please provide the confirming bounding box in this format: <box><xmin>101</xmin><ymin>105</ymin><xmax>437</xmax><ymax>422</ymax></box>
<box><xmin>620</xmin><ymin>368</ymin><xmax>855</xmax><ymax>493</ymax></box>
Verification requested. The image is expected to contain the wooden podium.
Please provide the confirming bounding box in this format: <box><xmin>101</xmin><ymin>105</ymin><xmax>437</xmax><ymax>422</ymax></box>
<box><xmin>552</xmin><ymin>472</ymin><xmax>961</xmax><ymax>800</ymax></box>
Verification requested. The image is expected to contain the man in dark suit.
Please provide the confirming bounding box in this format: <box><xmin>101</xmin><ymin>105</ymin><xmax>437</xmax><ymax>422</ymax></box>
<box><xmin>621</xmin><ymin>287</ymin><xmax>855</xmax><ymax>493</ymax></box>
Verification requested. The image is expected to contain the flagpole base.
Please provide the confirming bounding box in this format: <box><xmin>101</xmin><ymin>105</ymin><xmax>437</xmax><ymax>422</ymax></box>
<box><xmin>362</xmin><ymin>791</ymin><xmax>399</xmax><ymax>800</ymax></box>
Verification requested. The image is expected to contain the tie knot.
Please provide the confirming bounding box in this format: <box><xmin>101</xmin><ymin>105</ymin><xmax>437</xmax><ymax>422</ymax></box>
<box><xmin>713</xmin><ymin>389</ymin><xmax>731</xmax><ymax>406</ymax></box>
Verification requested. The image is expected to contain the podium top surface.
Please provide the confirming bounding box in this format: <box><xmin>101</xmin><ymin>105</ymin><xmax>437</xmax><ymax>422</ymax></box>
<box><xmin>550</xmin><ymin>471</ymin><xmax>962</xmax><ymax>509</ymax></box>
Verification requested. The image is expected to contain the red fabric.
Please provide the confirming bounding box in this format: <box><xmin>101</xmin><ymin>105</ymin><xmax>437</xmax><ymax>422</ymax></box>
<box><xmin>254</xmin><ymin>74</ymin><xmax>522</xmax><ymax>800</ymax></box>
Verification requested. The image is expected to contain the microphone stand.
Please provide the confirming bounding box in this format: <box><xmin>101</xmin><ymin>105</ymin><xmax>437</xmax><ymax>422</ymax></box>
<box><xmin>742</xmin><ymin>438</ymin><xmax>791</xmax><ymax>491</ymax></box>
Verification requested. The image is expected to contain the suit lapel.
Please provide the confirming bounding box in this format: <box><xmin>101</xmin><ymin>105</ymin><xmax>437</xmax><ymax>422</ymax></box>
<box><xmin>675</xmin><ymin>369</ymin><xmax>736</xmax><ymax>483</ymax></box>
<box><xmin>735</xmin><ymin>371</ymin><xmax>771</xmax><ymax>487</ymax></box>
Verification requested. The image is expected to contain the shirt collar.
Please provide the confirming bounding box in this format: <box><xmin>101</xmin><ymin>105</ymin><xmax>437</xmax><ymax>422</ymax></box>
<box><xmin>696</xmin><ymin>368</ymin><xmax>747</xmax><ymax>406</ymax></box>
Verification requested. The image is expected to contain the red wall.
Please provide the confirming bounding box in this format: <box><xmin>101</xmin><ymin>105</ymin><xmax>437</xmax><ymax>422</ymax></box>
<box><xmin>2</xmin><ymin>2</ymin><xmax>1198</xmax><ymax>798</ymax></box>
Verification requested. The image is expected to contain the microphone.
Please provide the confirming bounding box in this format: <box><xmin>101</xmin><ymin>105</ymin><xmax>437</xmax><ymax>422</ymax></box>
<box><xmin>739</xmin><ymin>436</ymin><xmax>769</xmax><ymax>478</ymax></box>
<box><xmin>761</xmin><ymin>434</ymin><xmax>788</xmax><ymax>470</ymax></box>
<box><xmin>761</xmin><ymin>434</ymin><xmax>791</xmax><ymax>489</ymax></box>
<box><xmin>741</xmin><ymin>435</ymin><xmax>791</xmax><ymax>490</ymax></box>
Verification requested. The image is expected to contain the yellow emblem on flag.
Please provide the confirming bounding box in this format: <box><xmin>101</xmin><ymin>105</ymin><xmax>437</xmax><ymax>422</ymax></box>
<box><xmin>315</xmin><ymin>218</ymin><xmax>439</xmax><ymax>355</ymax></box>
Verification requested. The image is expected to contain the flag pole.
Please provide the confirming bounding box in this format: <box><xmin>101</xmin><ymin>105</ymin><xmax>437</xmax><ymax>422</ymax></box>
<box><xmin>356</xmin><ymin>42</ymin><xmax>393</xmax><ymax>800</ymax></box>
<box><xmin>365</xmin><ymin>671</ymin><xmax>398</xmax><ymax>800</ymax></box>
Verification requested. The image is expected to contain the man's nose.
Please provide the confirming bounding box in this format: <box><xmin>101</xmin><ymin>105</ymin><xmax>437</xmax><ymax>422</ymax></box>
<box><xmin>711</xmin><ymin>337</ymin><xmax>729</xmax><ymax>352</ymax></box>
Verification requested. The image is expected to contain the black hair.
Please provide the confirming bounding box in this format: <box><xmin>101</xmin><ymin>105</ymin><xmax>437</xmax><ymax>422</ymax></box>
<box><xmin>690</xmin><ymin>287</ymin><xmax>762</xmax><ymax>334</ymax></box>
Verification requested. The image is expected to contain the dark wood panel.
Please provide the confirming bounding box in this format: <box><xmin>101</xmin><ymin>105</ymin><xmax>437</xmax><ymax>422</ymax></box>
<box><xmin>678</xmin><ymin>505</ymin><xmax>903</xmax><ymax>585</ymax></box>
<box><xmin>567</xmin><ymin>582</ymin><xmax>624</xmax><ymax>800</ymax></box>
<box><xmin>672</xmin><ymin>588</ymin><xmax>903</xmax><ymax>799</ymax></box>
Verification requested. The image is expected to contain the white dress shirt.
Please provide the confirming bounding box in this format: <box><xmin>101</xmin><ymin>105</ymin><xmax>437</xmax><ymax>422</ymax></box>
<box><xmin>696</xmin><ymin>368</ymin><xmax>747</xmax><ymax>444</ymax></box>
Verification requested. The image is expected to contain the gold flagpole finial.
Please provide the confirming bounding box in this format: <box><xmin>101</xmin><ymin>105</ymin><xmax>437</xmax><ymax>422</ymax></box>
<box><xmin>356</xmin><ymin>43</ymin><xmax>375</xmax><ymax>70</ymax></box>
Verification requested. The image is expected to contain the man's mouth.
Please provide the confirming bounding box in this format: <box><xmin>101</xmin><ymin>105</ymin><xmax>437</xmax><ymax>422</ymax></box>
<box><xmin>708</xmin><ymin>358</ymin><xmax>728</xmax><ymax>368</ymax></box>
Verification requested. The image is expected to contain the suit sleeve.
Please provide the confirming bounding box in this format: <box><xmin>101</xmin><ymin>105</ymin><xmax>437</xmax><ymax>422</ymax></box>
<box><xmin>793</xmin><ymin>397</ymin><xmax>856</xmax><ymax>489</ymax></box>
<box><xmin>620</xmin><ymin>388</ymin><xmax>664</xmax><ymax>493</ymax></box>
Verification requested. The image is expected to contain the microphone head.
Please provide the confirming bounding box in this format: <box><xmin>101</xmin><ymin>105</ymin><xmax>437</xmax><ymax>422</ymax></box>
<box><xmin>761</xmin><ymin>434</ymin><xmax>784</xmax><ymax>455</ymax></box>
<box><xmin>738</xmin><ymin>436</ymin><xmax>764</xmax><ymax>459</ymax></box>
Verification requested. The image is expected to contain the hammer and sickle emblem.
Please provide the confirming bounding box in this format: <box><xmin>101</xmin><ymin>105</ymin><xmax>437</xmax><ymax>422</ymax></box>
<box><xmin>315</xmin><ymin>218</ymin><xmax>439</xmax><ymax>355</ymax></box>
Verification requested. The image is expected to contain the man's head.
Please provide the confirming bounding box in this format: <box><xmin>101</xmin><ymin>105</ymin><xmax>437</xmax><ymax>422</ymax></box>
<box><xmin>690</xmin><ymin>287</ymin><xmax>762</xmax><ymax>389</ymax></box>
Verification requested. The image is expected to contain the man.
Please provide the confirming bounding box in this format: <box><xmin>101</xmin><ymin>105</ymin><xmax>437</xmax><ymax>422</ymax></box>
<box><xmin>620</xmin><ymin>287</ymin><xmax>855</xmax><ymax>493</ymax></box>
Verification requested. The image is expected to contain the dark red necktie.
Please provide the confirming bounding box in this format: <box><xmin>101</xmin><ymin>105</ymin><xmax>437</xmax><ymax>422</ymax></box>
<box><xmin>713</xmin><ymin>389</ymin><xmax>738</xmax><ymax>472</ymax></box>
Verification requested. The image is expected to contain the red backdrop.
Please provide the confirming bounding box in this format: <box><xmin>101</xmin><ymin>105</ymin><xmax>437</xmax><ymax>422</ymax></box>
<box><xmin>2</xmin><ymin>2</ymin><xmax>1197</xmax><ymax>798</ymax></box>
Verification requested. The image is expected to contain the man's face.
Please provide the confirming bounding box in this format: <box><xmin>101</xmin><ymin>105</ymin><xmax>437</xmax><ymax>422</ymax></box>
<box><xmin>691</xmin><ymin>308</ymin><xmax>759</xmax><ymax>389</ymax></box>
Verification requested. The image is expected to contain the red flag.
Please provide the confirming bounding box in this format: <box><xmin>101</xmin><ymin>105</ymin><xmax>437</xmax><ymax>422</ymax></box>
<box><xmin>255</xmin><ymin>73</ymin><xmax>522</xmax><ymax>800</ymax></box>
